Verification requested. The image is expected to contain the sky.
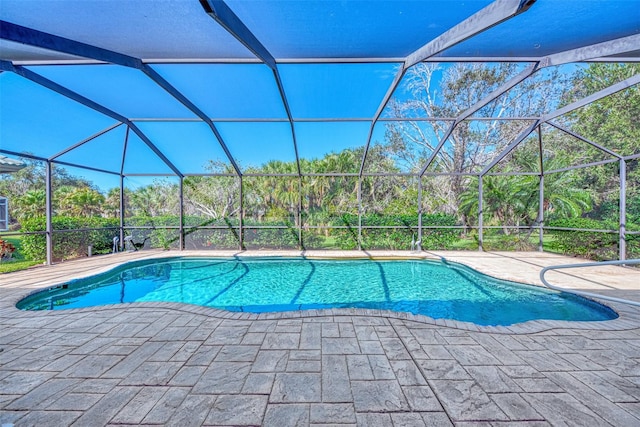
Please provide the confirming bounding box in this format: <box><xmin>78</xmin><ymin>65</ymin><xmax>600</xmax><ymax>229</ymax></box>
<box><xmin>0</xmin><ymin>59</ymin><xmax>595</xmax><ymax>192</ymax></box>
<box><xmin>1</xmin><ymin>0</ymin><xmax>636</xmax><ymax>192</ymax></box>
<box><xmin>0</xmin><ymin>62</ymin><xmax>403</xmax><ymax>191</ymax></box>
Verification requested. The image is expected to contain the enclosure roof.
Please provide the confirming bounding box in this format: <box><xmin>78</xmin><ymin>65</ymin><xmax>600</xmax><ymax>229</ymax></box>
<box><xmin>1</xmin><ymin>0</ymin><xmax>639</xmax><ymax>63</ymax></box>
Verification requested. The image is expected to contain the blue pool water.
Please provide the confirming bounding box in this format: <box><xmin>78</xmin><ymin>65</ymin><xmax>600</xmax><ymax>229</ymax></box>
<box><xmin>17</xmin><ymin>257</ymin><xmax>617</xmax><ymax>326</ymax></box>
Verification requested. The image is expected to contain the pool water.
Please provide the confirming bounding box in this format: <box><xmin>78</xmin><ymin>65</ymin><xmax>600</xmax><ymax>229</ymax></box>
<box><xmin>17</xmin><ymin>257</ymin><xmax>617</xmax><ymax>326</ymax></box>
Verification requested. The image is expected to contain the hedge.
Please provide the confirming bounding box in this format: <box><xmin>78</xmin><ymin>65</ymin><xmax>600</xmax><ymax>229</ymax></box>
<box><xmin>21</xmin><ymin>216</ymin><xmax>119</xmax><ymax>261</ymax></box>
<box><xmin>547</xmin><ymin>217</ymin><xmax>640</xmax><ymax>260</ymax></box>
<box><xmin>330</xmin><ymin>213</ymin><xmax>460</xmax><ymax>250</ymax></box>
<box><xmin>125</xmin><ymin>216</ymin><xmax>320</xmax><ymax>249</ymax></box>
<box><xmin>20</xmin><ymin>215</ymin><xmax>323</xmax><ymax>259</ymax></box>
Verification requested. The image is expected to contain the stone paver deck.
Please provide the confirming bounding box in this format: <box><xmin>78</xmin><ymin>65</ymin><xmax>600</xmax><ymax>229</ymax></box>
<box><xmin>1</xmin><ymin>250</ymin><xmax>639</xmax><ymax>426</ymax></box>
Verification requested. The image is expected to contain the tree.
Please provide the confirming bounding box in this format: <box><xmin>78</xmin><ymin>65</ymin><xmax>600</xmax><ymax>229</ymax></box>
<box><xmin>384</xmin><ymin>62</ymin><xmax>567</xmax><ymax>216</ymax></box>
<box><xmin>103</xmin><ymin>187</ymin><xmax>124</xmax><ymax>218</ymax></box>
<box><xmin>565</xmin><ymin>63</ymin><xmax>640</xmax><ymax>213</ymax></box>
<box><xmin>13</xmin><ymin>189</ymin><xmax>46</xmax><ymax>222</ymax></box>
<box><xmin>0</xmin><ymin>158</ymin><xmax>93</xmax><ymax>224</ymax></box>
<box><xmin>128</xmin><ymin>179</ymin><xmax>179</xmax><ymax>217</ymax></box>
<box><xmin>183</xmin><ymin>161</ymin><xmax>239</xmax><ymax>221</ymax></box>
<box><xmin>459</xmin><ymin>155</ymin><xmax>593</xmax><ymax>236</ymax></box>
<box><xmin>58</xmin><ymin>187</ymin><xmax>105</xmax><ymax>217</ymax></box>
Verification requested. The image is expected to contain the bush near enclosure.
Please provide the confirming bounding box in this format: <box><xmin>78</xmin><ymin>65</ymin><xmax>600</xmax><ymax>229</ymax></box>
<box><xmin>547</xmin><ymin>218</ymin><xmax>640</xmax><ymax>260</ymax></box>
<box><xmin>331</xmin><ymin>213</ymin><xmax>460</xmax><ymax>250</ymax></box>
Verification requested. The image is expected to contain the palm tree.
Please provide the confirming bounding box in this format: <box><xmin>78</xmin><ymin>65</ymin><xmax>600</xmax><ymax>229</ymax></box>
<box><xmin>104</xmin><ymin>188</ymin><xmax>123</xmax><ymax>218</ymax></box>
<box><xmin>459</xmin><ymin>157</ymin><xmax>593</xmax><ymax>235</ymax></box>
<box><xmin>13</xmin><ymin>189</ymin><xmax>46</xmax><ymax>221</ymax></box>
<box><xmin>64</xmin><ymin>187</ymin><xmax>105</xmax><ymax>217</ymax></box>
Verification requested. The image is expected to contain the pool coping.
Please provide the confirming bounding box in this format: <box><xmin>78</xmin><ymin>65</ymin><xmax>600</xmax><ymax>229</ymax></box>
<box><xmin>3</xmin><ymin>250</ymin><xmax>640</xmax><ymax>334</ymax></box>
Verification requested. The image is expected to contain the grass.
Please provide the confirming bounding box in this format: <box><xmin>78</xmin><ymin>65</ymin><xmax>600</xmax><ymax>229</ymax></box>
<box><xmin>0</xmin><ymin>235</ymin><xmax>44</xmax><ymax>274</ymax></box>
<box><xmin>0</xmin><ymin>260</ymin><xmax>42</xmax><ymax>273</ymax></box>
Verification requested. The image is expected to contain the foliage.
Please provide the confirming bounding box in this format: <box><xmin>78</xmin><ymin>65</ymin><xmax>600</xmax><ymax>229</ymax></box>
<box><xmin>587</xmin><ymin>194</ymin><xmax>640</xmax><ymax>225</ymax></box>
<box><xmin>243</xmin><ymin>221</ymin><xmax>302</xmax><ymax>249</ymax></box>
<box><xmin>331</xmin><ymin>213</ymin><xmax>459</xmax><ymax>250</ymax></box>
<box><xmin>0</xmin><ymin>239</ymin><xmax>16</xmax><ymax>261</ymax></box>
<box><xmin>125</xmin><ymin>215</ymin><xmax>322</xmax><ymax>250</ymax></box>
<box><xmin>3</xmin><ymin>65</ymin><xmax>638</xmax><ymax>260</ymax></box>
<box><xmin>57</xmin><ymin>187</ymin><xmax>105</xmax><ymax>216</ymax></box>
<box><xmin>459</xmin><ymin>164</ymin><xmax>593</xmax><ymax>235</ymax></box>
<box><xmin>566</xmin><ymin>64</ymin><xmax>640</xmax><ymax>219</ymax></box>
<box><xmin>546</xmin><ymin>218</ymin><xmax>620</xmax><ymax>260</ymax></box>
<box><xmin>383</xmin><ymin>62</ymin><xmax>565</xmax><ymax>215</ymax></box>
<box><xmin>184</xmin><ymin>166</ymin><xmax>239</xmax><ymax>219</ymax></box>
<box><xmin>0</xmin><ymin>159</ymin><xmax>96</xmax><ymax>224</ymax></box>
<box><xmin>0</xmin><ymin>236</ymin><xmax>42</xmax><ymax>273</ymax></box>
<box><xmin>480</xmin><ymin>230</ymin><xmax>537</xmax><ymax>251</ymax></box>
<box><xmin>20</xmin><ymin>216</ymin><xmax>119</xmax><ymax>261</ymax></box>
<box><xmin>569</xmin><ymin>64</ymin><xmax>640</xmax><ymax>160</ymax></box>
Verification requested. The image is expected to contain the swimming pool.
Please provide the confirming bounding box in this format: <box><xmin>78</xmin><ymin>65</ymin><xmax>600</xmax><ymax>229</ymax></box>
<box><xmin>17</xmin><ymin>257</ymin><xmax>617</xmax><ymax>326</ymax></box>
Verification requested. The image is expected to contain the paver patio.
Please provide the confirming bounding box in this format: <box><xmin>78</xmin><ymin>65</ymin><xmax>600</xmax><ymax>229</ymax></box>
<box><xmin>1</xmin><ymin>251</ymin><xmax>639</xmax><ymax>426</ymax></box>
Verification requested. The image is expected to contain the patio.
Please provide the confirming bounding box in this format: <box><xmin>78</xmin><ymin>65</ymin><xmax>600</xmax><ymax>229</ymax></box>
<box><xmin>1</xmin><ymin>0</ymin><xmax>640</xmax><ymax>425</ymax></box>
<box><xmin>1</xmin><ymin>251</ymin><xmax>640</xmax><ymax>426</ymax></box>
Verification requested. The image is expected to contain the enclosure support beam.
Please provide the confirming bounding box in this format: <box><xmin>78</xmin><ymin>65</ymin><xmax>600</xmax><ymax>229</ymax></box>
<box><xmin>361</xmin><ymin>0</ymin><xmax>536</xmax><ymax>176</ymax></box>
<box><xmin>0</xmin><ymin>21</ymin><xmax>239</xmax><ymax>176</ymax></box>
<box><xmin>620</xmin><ymin>159</ymin><xmax>627</xmax><ymax>261</ymax></box>
<box><xmin>49</xmin><ymin>123</ymin><xmax>123</xmax><ymax>161</ymax></box>
<box><xmin>179</xmin><ymin>177</ymin><xmax>185</xmax><ymax>251</ymax></box>
<box><xmin>199</xmin><ymin>0</ymin><xmax>276</xmax><ymax>70</ymax></box>
<box><xmin>537</xmin><ymin>129</ymin><xmax>544</xmax><ymax>252</ymax></box>
<box><xmin>45</xmin><ymin>161</ymin><xmax>53</xmax><ymax>265</ymax></box>
<box><xmin>538</xmin><ymin>175</ymin><xmax>544</xmax><ymax>252</ymax></box>
<box><xmin>357</xmin><ymin>178</ymin><xmax>362</xmax><ymax>251</ymax></box>
<box><xmin>419</xmin><ymin>40</ymin><xmax>640</xmax><ymax>177</ymax></box>
<box><xmin>545</xmin><ymin>158</ymin><xmax>621</xmax><ymax>175</ymax></box>
<box><xmin>239</xmin><ymin>176</ymin><xmax>244</xmax><ymax>250</ymax></box>
<box><xmin>478</xmin><ymin>175</ymin><xmax>483</xmax><ymax>252</ymax></box>
<box><xmin>418</xmin><ymin>63</ymin><xmax>538</xmax><ymax>176</ymax></box>
<box><xmin>119</xmin><ymin>175</ymin><xmax>125</xmax><ymax>252</ymax></box>
<box><xmin>0</xmin><ymin>61</ymin><xmax>184</xmax><ymax>178</ymax></box>
<box><xmin>418</xmin><ymin>123</ymin><xmax>455</xmax><ymax>177</ymax></box>
<box><xmin>359</xmin><ymin>67</ymin><xmax>406</xmax><ymax>176</ymax></box>
<box><xmin>480</xmin><ymin>121</ymin><xmax>540</xmax><ymax>175</ymax></box>
<box><xmin>200</xmin><ymin>0</ymin><xmax>301</xmax><ymax>175</ymax></box>
<box><xmin>52</xmin><ymin>160</ymin><xmax>119</xmax><ymax>176</ymax></box>
<box><xmin>141</xmin><ymin>66</ymin><xmax>242</xmax><ymax>176</ymax></box>
<box><xmin>298</xmin><ymin>177</ymin><xmax>303</xmax><ymax>250</ymax></box>
<box><xmin>405</xmin><ymin>0</ymin><xmax>536</xmax><ymax>68</ymax></box>
<box><xmin>119</xmin><ymin>127</ymin><xmax>130</xmax><ymax>251</ymax></box>
<box><xmin>0</xmin><ymin>150</ymin><xmax>46</xmax><ymax>162</ymax></box>
<box><xmin>543</xmin><ymin>73</ymin><xmax>640</xmax><ymax>123</ymax></box>
<box><xmin>0</xmin><ymin>148</ymin><xmax>117</xmax><ymax>175</ymax></box>
<box><xmin>545</xmin><ymin>122</ymin><xmax>622</xmax><ymax>159</ymax></box>
<box><xmin>417</xmin><ymin>178</ymin><xmax>423</xmax><ymax>250</ymax></box>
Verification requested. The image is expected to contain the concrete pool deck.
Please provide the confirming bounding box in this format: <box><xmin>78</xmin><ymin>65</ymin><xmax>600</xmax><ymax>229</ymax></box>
<box><xmin>1</xmin><ymin>250</ymin><xmax>639</xmax><ymax>426</ymax></box>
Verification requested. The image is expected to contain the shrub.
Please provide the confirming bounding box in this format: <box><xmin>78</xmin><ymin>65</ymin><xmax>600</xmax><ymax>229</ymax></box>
<box><xmin>330</xmin><ymin>213</ymin><xmax>460</xmax><ymax>250</ymax></box>
<box><xmin>21</xmin><ymin>216</ymin><xmax>119</xmax><ymax>261</ymax></box>
<box><xmin>547</xmin><ymin>218</ymin><xmax>622</xmax><ymax>260</ymax></box>
<box><xmin>126</xmin><ymin>216</ymin><xmax>320</xmax><ymax>250</ymax></box>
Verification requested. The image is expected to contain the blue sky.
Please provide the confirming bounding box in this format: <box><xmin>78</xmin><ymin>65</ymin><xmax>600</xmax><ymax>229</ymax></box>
<box><xmin>0</xmin><ymin>60</ymin><xmax>589</xmax><ymax>191</ymax></box>
<box><xmin>1</xmin><ymin>62</ymin><xmax>401</xmax><ymax>190</ymax></box>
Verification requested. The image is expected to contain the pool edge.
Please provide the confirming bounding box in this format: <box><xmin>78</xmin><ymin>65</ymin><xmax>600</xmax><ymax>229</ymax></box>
<box><xmin>6</xmin><ymin>252</ymin><xmax>636</xmax><ymax>334</ymax></box>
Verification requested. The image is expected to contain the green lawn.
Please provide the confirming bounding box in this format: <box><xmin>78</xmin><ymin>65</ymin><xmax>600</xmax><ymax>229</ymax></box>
<box><xmin>0</xmin><ymin>259</ymin><xmax>42</xmax><ymax>274</ymax></box>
